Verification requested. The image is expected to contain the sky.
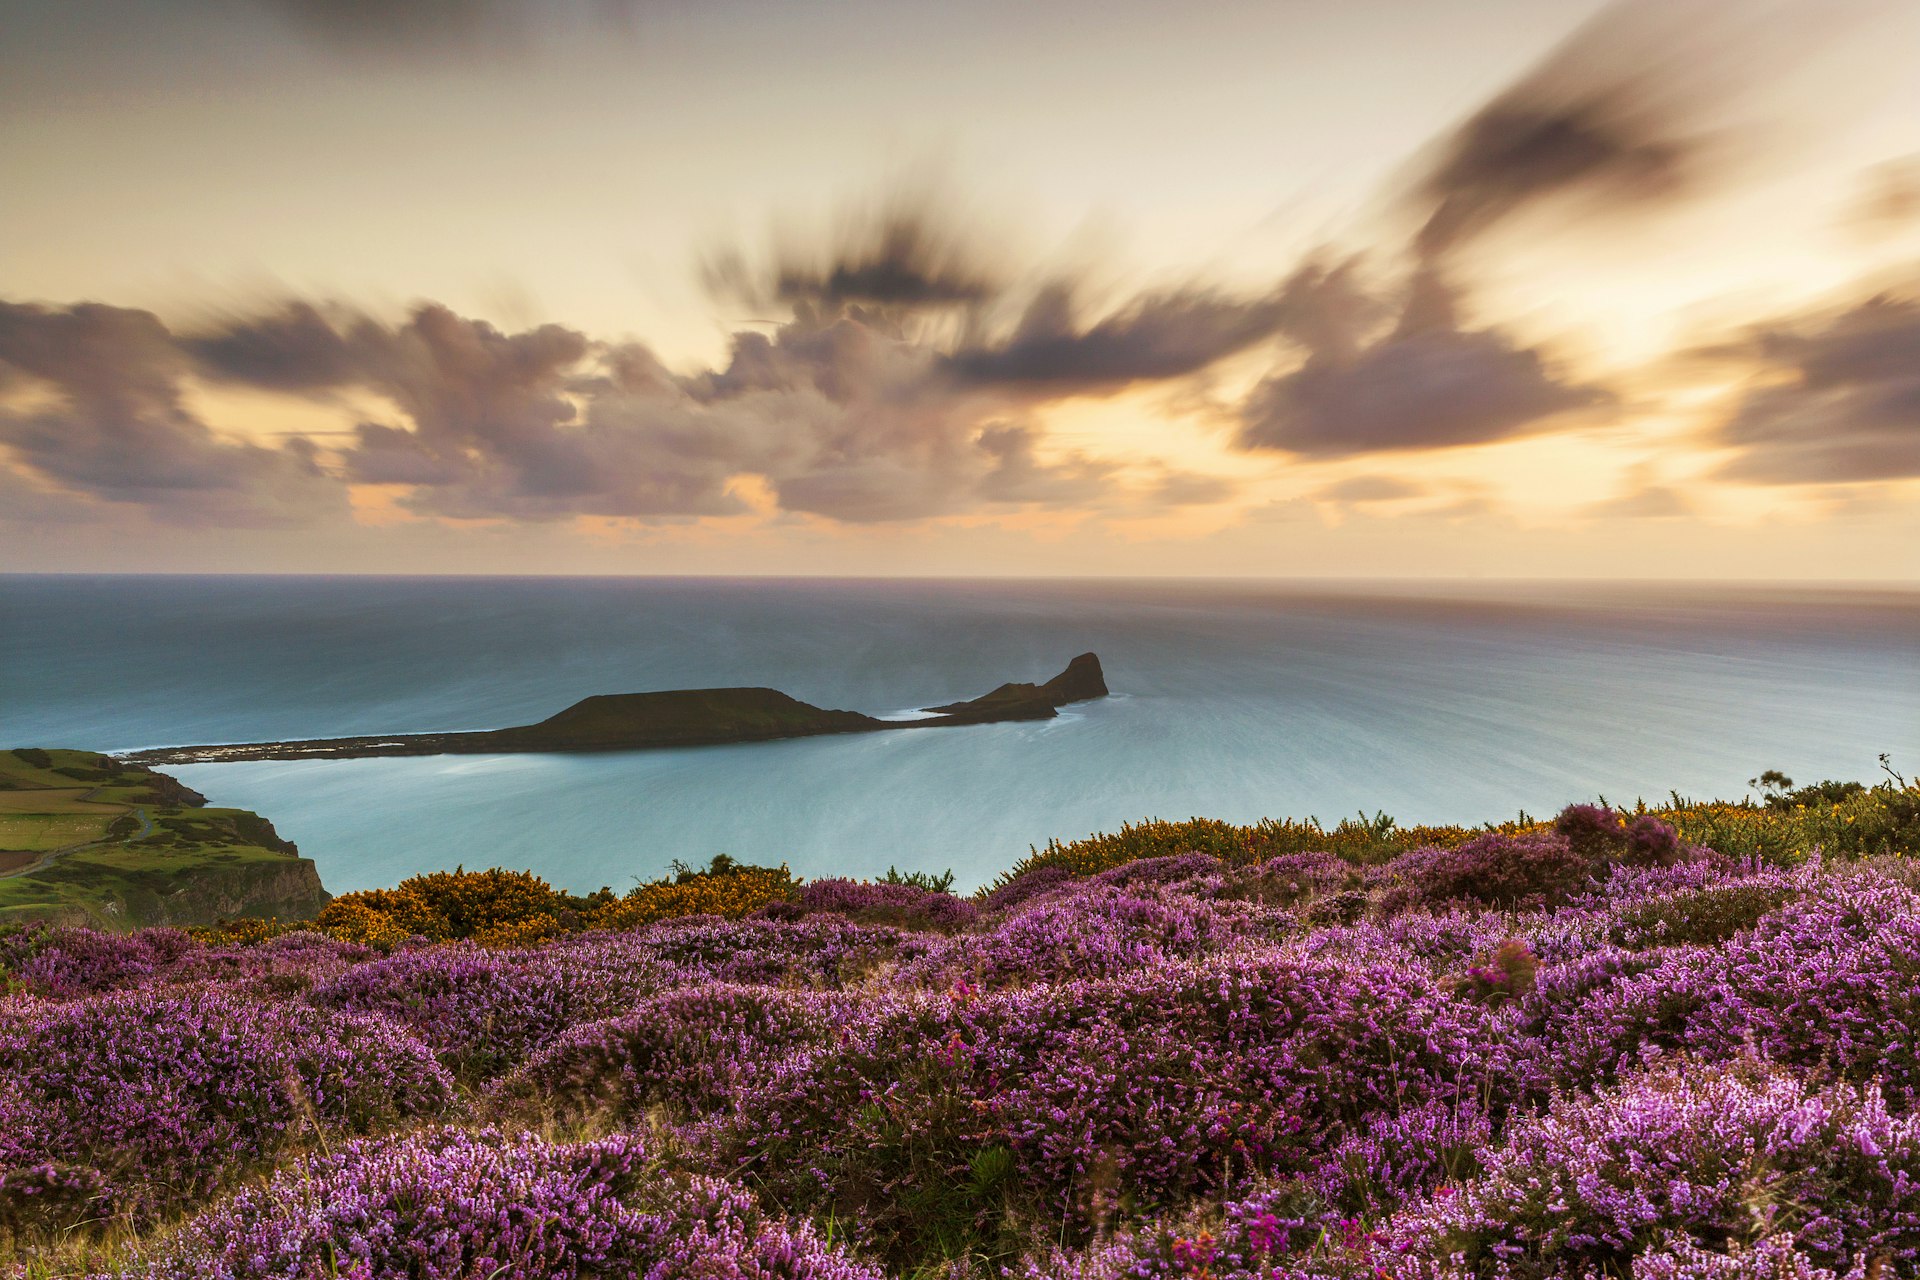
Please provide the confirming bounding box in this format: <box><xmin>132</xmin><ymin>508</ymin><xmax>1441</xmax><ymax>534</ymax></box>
<box><xmin>2</xmin><ymin>0</ymin><xmax>1918</xmax><ymax>578</ymax></box>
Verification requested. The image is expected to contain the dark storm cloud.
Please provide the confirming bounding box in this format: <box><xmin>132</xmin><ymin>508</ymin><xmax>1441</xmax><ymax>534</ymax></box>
<box><xmin>1235</xmin><ymin>268</ymin><xmax>1610</xmax><ymax>457</ymax></box>
<box><xmin>1707</xmin><ymin>289</ymin><xmax>1920</xmax><ymax>484</ymax></box>
<box><xmin>0</xmin><ymin>301</ymin><xmax>341</xmax><ymax>526</ymax></box>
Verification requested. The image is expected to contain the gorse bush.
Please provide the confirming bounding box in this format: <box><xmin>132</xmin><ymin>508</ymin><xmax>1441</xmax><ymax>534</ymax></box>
<box><xmin>300</xmin><ymin>858</ymin><xmax>799</xmax><ymax>948</ymax></box>
<box><xmin>317</xmin><ymin>867</ymin><xmax>570</xmax><ymax>946</ymax></box>
<box><xmin>883</xmin><ymin>865</ymin><xmax>958</xmax><ymax>894</ymax></box>
<box><xmin>1663</xmin><ymin>779</ymin><xmax>1920</xmax><ymax>863</ymax></box>
<box><xmin>582</xmin><ymin>856</ymin><xmax>799</xmax><ymax>930</ymax></box>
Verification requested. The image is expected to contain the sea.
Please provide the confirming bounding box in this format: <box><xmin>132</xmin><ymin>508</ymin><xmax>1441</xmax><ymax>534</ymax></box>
<box><xmin>3</xmin><ymin>576</ymin><xmax>1916</xmax><ymax>894</ymax></box>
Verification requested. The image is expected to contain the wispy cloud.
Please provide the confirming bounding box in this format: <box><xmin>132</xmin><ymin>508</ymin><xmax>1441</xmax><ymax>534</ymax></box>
<box><xmin>1704</xmin><ymin>283</ymin><xmax>1920</xmax><ymax>484</ymax></box>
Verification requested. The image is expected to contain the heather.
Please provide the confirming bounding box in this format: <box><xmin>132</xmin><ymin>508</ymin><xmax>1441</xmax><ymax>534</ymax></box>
<box><xmin>131</xmin><ymin>1128</ymin><xmax>883</xmax><ymax>1280</ymax></box>
<box><xmin>0</xmin><ymin>989</ymin><xmax>453</xmax><ymax>1230</ymax></box>
<box><xmin>2</xmin><ymin>773</ymin><xmax>1918</xmax><ymax>1278</ymax></box>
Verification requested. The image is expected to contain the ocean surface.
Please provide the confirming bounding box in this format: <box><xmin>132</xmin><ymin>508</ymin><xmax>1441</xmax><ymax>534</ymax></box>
<box><xmin>3</xmin><ymin>576</ymin><xmax>1916</xmax><ymax>894</ymax></box>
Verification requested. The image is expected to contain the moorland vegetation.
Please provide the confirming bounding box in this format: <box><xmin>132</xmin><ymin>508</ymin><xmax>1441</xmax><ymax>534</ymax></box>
<box><xmin>3</xmin><ymin>762</ymin><xmax>1919</xmax><ymax>1278</ymax></box>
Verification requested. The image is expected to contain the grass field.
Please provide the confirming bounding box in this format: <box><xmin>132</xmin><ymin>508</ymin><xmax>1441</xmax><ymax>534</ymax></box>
<box><xmin>0</xmin><ymin>787</ymin><xmax>126</xmax><ymax>814</ymax></box>
<box><xmin>0</xmin><ymin>748</ymin><xmax>326</xmax><ymax>927</ymax></box>
<box><xmin>0</xmin><ymin>812</ymin><xmax>118</xmax><ymax>851</ymax></box>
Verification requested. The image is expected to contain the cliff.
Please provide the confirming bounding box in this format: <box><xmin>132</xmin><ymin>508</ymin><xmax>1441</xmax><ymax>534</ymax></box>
<box><xmin>921</xmin><ymin>652</ymin><xmax>1110</xmax><ymax>720</ymax></box>
<box><xmin>0</xmin><ymin>749</ymin><xmax>330</xmax><ymax>930</ymax></box>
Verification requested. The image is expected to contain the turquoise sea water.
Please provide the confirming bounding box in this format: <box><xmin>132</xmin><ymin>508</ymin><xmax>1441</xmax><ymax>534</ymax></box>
<box><xmin>3</xmin><ymin>576</ymin><xmax>1915</xmax><ymax>893</ymax></box>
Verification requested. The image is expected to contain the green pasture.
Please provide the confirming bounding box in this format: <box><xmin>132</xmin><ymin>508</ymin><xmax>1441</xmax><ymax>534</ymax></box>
<box><xmin>0</xmin><ymin>747</ymin><xmax>317</xmax><ymax>927</ymax></box>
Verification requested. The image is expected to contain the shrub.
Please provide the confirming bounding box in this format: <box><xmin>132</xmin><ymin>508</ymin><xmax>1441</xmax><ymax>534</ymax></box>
<box><xmin>619</xmin><ymin>912</ymin><xmax>931</xmax><ymax>987</ymax></box>
<box><xmin>981</xmin><ymin>865</ymin><xmax>1076</xmax><ymax>914</ymax></box>
<box><xmin>1534</xmin><ymin>874</ymin><xmax>1920</xmax><ymax>1107</ymax></box>
<box><xmin>1320</xmin><ymin>1096</ymin><xmax>1494</xmax><ymax>1216</ymax></box>
<box><xmin>1636</xmin><ymin>1234</ymin><xmax>1877</xmax><ymax>1280</ymax></box>
<box><xmin>0</xmin><ymin>989</ymin><xmax>452</xmax><ymax>1229</ymax></box>
<box><xmin>1030</xmin><ymin>1178</ymin><xmax>1359</xmax><ymax>1280</ymax></box>
<box><xmin>1377</xmin><ymin>831</ymin><xmax>1590</xmax><ymax>910</ymax></box>
<box><xmin>308</xmin><ymin>941</ymin><xmax>663</xmax><ymax>1081</ymax></box>
<box><xmin>1661</xmin><ymin>782</ymin><xmax>1920</xmax><ymax>863</ymax></box>
<box><xmin>582</xmin><ymin>857</ymin><xmax>798</xmax><ymax>930</ymax></box>
<box><xmin>315</xmin><ymin>867</ymin><xmax>564</xmax><ymax>946</ymax></box>
<box><xmin>1455</xmin><ymin>940</ymin><xmax>1538</xmax><ymax>1007</ymax></box>
<box><xmin>1389</xmin><ymin>1057</ymin><xmax>1920</xmax><ymax>1277</ymax></box>
<box><xmin>1226</xmin><ymin>851</ymin><xmax>1359</xmax><ymax>907</ymax></box>
<box><xmin>903</xmin><ymin>881</ymin><xmax>1255</xmax><ymax>988</ymax></box>
<box><xmin>705</xmin><ymin>945</ymin><xmax>1515</xmax><ymax>1262</ymax></box>
<box><xmin>1553</xmin><ymin>803</ymin><xmax>1630</xmax><ymax>860</ymax></box>
<box><xmin>796</xmin><ymin>877</ymin><xmax>980</xmax><ymax>931</ymax></box>
<box><xmin>1090</xmin><ymin>852</ymin><xmax>1226</xmax><ymax>890</ymax></box>
<box><xmin>1692</xmin><ymin>877</ymin><xmax>1920</xmax><ymax>1108</ymax></box>
<box><xmin>883</xmin><ymin>865</ymin><xmax>957</xmax><ymax>893</ymax></box>
<box><xmin>1767</xmin><ymin>779</ymin><xmax>1870</xmax><ymax>811</ymax></box>
<box><xmin>1607</xmin><ymin>874</ymin><xmax>1798</xmax><ymax>948</ymax></box>
<box><xmin>130</xmin><ymin>1127</ymin><xmax>884</xmax><ymax>1280</ymax></box>
<box><xmin>0</xmin><ymin>925</ymin><xmax>195</xmax><ymax>999</ymax></box>
<box><xmin>496</xmin><ymin>984</ymin><xmax>851</xmax><ymax>1123</ymax></box>
<box><xmin>996</xmin><ymin>814</ymin><xmax>1489</xmax><ymax>889</ymax></box>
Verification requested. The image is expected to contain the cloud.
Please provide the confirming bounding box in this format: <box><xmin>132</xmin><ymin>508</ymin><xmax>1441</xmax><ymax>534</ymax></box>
<box><xmin>252</xmin><ymin>0</ymin><xmax>641</xmax><ymax>57</ymax></box>
<box><xmin>0</xmin><ymin>465</ymin><xmax>104</xmax><ymax>526</ymax></box>
<box><xmin>1141</xmin><ymin>469</ymin><xmax>1236</xmax><ymax>507</ymax></box>
<box><xmin>187</xmin><ymin>300</ymin><xmax>360</xmax><ymax>391</ymax></box>
<box><xmin>1707</xmin><ymin>288</ymin><xmax>1920</xmax><ymax>484</ymax></box>
<box><xmin>1235</xmin><ymin>267</ymin><xmax>1611</xmax><ymax>457</ymax></box>
<box><xmin>176</xmin><ymin>293</ymin><xmax>1160</xmax><ymax>525</ymax></box>
<box><xmin>974</xmin><ymin>423</ymin><xmax>1116</xmax><ymax>507</ymax></box>
<box><xmin>1311</xmin><ymin>475</ymin><xmax>1423</xmax><ymax>505</ymax></box>
<box><xmin>706</xmin><ymin>199</ymin><xmax>999</xmax><ymax>317</ymax></box>
<box><xmin>1587</xmin><ymin>464</ymin><xmax>1696</xmax><ymax>517</ymax></box>
<box><xmin>1409</xmin><ymin>0</ymin><xmax>1835</xmax><ymax>259</ymax></box>
<box><xmin>265</xmin><ymin>0</ymin><xmax>506</xmax><ymax>49</ymax></box>
<box><xmin>944</xmin><ymin>282</ymin><xmax>1294</xmax><ymax>394</ymax></box>
<box><xmin>1846</xmin><ymin>156</ymin><xmax>1920</xmax><ymax>238</ymax></box>
<box><xmin>0</xmin><ymin>301</ymin><xmax>342</xmax><ymax>526</ymax></box>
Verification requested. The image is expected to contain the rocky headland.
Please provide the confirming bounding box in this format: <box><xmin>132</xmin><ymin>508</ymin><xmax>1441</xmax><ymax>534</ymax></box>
<box><xmin>123</xmin><ymin>653</ymin><xmax>1111</xmax><ymax>766</ymax></box>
